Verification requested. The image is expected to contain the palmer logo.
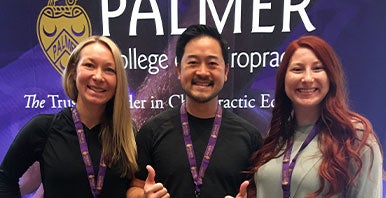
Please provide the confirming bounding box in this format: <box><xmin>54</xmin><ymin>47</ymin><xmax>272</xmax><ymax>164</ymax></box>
<box><xmin>36</xmin><ymin>0</ymin><xmax>92</xmax><ymax>75</ymax></box>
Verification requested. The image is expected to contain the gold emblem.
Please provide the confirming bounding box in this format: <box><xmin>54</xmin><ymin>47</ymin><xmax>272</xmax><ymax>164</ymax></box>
<box><xmin>36</xmin><ymin>0</ymin><xmax>91</xmax><ymax>75</ymax></box>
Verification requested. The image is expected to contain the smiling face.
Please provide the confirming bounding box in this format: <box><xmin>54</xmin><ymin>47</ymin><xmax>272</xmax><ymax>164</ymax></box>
<box><xmin>177</xmin><ymin>36</ymin><xmax>229</xmax><ymax>104</ymax></box>
<box><xmin>74</xmin><ymin>42</ymin><xmax>117</xmax><ymax>109</ymax></box>
<box><xmin>285</xmin><ymin>47</ymin><xmax>330</xmax><ymax>112</ymax></box>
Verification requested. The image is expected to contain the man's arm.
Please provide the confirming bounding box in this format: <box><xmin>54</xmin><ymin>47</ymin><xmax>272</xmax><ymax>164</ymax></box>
<box><xmin>127</xmin><ymin>165</ymin><xmax>170</xmax><ymax>198</ymax></box>
<box><xmin>127</xmin><ymin>178</ymin><xmax>145</xmax><ymax>198</ymax></box>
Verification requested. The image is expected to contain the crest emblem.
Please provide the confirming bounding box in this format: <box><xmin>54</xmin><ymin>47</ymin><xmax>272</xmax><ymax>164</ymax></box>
<box><xmin>37</xmin><ymin>0</ymin><xmax>92</xmax><ymax>75</ymax></box>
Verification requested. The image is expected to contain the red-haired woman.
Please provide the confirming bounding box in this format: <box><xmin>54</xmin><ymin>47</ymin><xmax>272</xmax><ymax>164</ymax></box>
<box><xmin>233</xmin><ymin>35</ymin><xmax>382</xmax><ymax>198</ymax></box>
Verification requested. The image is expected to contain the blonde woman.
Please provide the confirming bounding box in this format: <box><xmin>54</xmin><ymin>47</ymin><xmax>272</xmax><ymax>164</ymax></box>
<box><xmin>0</xmin><ymin>36</ymin><xmax>137</xmax><ymax>197</ymax></box>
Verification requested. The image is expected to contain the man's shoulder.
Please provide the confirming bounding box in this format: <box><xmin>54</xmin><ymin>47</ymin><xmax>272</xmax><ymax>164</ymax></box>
<box><xmin>221</xmin><ymin>108</ymin><xmax>263</xmax><ymax>147</ymax></box>
<box><xmin>222</xmin><ymin>109</ymin><xmax>255</xmax><ymax>126</ymax></box>
<box><xmin>150</xmin><ymin>106</ymin><xmax>179</xmax><ymax>120</ymax></box>
<box><xmin>141</xmin><ymin>106</ymin><xmax>180</xmax><ymax>128</ymax></box>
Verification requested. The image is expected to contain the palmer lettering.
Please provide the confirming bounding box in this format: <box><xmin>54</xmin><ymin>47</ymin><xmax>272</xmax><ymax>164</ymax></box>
<box><xmin>101</xmin><ymin>0</ymin><xmax>315</xmax><ymax>36</ymax></box>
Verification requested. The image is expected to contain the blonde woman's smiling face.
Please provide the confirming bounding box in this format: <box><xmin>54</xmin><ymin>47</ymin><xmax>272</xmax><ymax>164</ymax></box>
<box><xmin>74</xmin><ymin>42</ymin><xmax>117</xmax><ymax>108</ymax></box>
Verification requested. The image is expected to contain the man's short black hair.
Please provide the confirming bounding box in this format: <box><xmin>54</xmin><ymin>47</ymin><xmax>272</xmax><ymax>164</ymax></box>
<box><xmin>175</xmin><ymin>24</ymin><xmax>229</xmax><ymax>65</ymax></box>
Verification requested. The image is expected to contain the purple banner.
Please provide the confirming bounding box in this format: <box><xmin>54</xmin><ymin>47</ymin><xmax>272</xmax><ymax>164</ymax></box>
<box><xmin>1</xmin><ymin>0</ymin><xmax>385</xmax><ymax>197</ymax></box>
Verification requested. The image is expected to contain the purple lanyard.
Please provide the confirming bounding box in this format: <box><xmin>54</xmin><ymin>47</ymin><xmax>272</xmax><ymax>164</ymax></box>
<box><xmin>180</xmin><ymin>103</ymin><xmax>222</xmax><ymax>198</ymax></box>
<box><xmin>71</xmin><ymin>107</ymin><xmax>107</xmax><ymax>198</ymax></box>
<box><xmin>281</xmin><ymin>123</ymin><xmax>319</xmax><ymax>198</ymax></box>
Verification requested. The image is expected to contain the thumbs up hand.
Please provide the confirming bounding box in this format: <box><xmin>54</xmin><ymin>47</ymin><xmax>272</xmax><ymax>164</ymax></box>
<box><xmin>236</xmin><ymin>180</ymin><xmax>249</xmax><ymax>198</ymax></box>
<box><xmin>224</xmin><ymin>180</ymin><xmax>249</xmax><ymax>198</ymax></box>
<box><xmin>143</xmin><ymin>165</ymin><xmax>170</xmax><ymax>198</ymax></box>
<box><xmin>144</xmin><ymin>165</ymin><xmax>156</xmax><ymax>185</ymax></box>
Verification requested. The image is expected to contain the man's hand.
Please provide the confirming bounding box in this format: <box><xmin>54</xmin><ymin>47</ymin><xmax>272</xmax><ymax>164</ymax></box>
<box><xmin>224</xmin><ymin>180</ymin><xmax>249</xmax><ymax>198</ymax></box>
<box><xmin>143</xmin><ymin>165</ymin><xmax>169</xmax><ymax>198</ymax></box>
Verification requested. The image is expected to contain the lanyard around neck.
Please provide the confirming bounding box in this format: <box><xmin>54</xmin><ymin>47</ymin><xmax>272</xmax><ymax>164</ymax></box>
<box><xmin>180</xmin><ymin>103</ymin><xmax>222</xmax><ymax>198</ymax></box>
<box><xmin>71</xmin><ymin>107</ymin><xmax>107</xmax><ymax>198</ymax></box>
<box><xmin>281</xmin><ymin>123</ymin><xmax>319</xmax><ymax>198</ymax></box>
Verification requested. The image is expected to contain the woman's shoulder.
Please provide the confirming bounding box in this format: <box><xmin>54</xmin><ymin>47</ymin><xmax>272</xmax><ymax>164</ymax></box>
<box><xmin>24</xmin><ymin>108</ymin><xmax>72</xmax><ymax>135</ymax></box>
<box><xmin>349</xmin><ymin>117</ymin><xmax>381</xmax><ymax>153</ymax></box>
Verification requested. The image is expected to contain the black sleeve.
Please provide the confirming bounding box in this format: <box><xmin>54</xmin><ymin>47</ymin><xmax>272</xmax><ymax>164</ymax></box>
<box><xmin>131</xmin><ymin>119</ymin><xmax>138</xmax><ymax>136</ymax></box>
<box><xmin>134</xmin><ymin>120</ymin><xmax>156</xmax><ymax>181</ymax></box>
<box><xmin>0</xmin><ymin>114</ymin><xmax>52</xmax><ymax>197</ymax></box>
<box><xmin>253</xmin><ymin>128</ymin><xmax>264</xmax><ymax>151</ymax></box>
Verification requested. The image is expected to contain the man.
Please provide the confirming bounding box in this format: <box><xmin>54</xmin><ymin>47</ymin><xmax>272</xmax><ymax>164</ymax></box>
<box><xmin>127</xmin><ymin>24</ymin><xmax>262</xmax><ymax>198</ymax></box>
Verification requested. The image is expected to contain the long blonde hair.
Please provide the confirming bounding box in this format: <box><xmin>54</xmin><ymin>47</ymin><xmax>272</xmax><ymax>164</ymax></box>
<box><xmin>63</xmin><ymin>35</ymin><xmax>137</xmax><ymax>178</ymax></box>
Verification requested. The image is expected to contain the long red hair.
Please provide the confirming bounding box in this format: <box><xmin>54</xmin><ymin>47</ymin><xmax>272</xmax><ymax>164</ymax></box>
<box><xmin>249</xmin><ymin>35</ymin><xmax>381</xmax><ymax>197</ymax></box>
